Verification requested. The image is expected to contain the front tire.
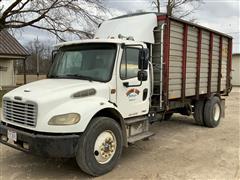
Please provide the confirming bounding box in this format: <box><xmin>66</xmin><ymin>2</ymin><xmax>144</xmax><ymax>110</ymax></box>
<box><xmin>204</xmin><ymin>96</ymin><xmax>222</xmax><ymax>128</ymax></box>
<box><xmin>76</xmin><ymin>117</ymin><xmax>123</xmax><ymax>176</ymax></box>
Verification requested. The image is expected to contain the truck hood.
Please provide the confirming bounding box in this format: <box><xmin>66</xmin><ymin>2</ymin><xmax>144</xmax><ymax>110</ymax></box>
<box><xmin>4</xmin><ymin>79</ymin><xmax>110</xmax><ymax>103</ymax></box>
<box><xmin>2</xmin><ymin>79</ymin><xmax>114</xmax><ymax>132</ymax></box>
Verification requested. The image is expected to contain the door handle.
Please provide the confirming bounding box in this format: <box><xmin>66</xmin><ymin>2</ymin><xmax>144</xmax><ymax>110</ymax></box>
<box><xmin>123</xmin><ymin>82</ymin><xmax>129</xmax><ymax>87</ymax></box>
<box><xmin>143</xmin><ymin>88</ymin><xmax>148</xmax><ymax>101</ymax></box>
<box><xmin>123</xmin><ymin>81</ymin><xmax>142</xmax><ymax>88</ymax></box>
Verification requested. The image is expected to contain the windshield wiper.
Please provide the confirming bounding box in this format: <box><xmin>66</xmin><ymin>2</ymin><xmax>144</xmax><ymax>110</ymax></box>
<box><xmin>65</xmin><ymin>74</ymin><xmax>94</xmax><ymax>82</ymax></box>
<box><xmin>48</xmin><ymin>75</ymin><xmax>61</xmax><ymax>78</ymax></box>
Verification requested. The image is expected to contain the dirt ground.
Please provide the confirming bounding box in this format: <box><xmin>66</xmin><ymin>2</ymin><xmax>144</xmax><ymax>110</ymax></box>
<box><xmin>0</xmin><ymin>88</ymin><xmax>239</xmax><ymax>180</ymax></box>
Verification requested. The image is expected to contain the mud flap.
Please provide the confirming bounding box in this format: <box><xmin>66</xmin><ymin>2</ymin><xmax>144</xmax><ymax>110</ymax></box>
<box><xmin>221</xmin><ymin>99</ymin><xmax>225</xmax><ymax>118</ymax></box>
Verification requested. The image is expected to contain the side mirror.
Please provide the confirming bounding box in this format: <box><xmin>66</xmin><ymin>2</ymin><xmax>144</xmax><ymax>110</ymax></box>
<box><xmin>138</xmin><ymin>49</ymin><xmax>149</xmax><ymax>70</ymax></box>
<box><xmin>138</xmin><ymin>70</ymin><xmax>148</xmax><ymax>81</ymax></box>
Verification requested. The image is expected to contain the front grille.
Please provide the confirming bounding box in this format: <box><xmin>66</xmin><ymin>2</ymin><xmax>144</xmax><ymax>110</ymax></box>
<box><xmin>3</xmin><ymin>99</ymin><xmax>37</xmax><ymax>127</ymax></box>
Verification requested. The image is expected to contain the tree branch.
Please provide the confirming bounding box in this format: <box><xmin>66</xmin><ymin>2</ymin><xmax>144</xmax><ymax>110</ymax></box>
<box><xmin>1</xmin><ymin>0</ymin><xmax>22</xmax><ymax>20</ymax></box>
<box><xmin>0</xmin><ymin>0</ymin><xmax>106</xmax><ymax>39</ymax></box>
<box><xmin>6</xmin><ymin>0</ymin><xmax>31</xmax><ymax>17</ymax></box>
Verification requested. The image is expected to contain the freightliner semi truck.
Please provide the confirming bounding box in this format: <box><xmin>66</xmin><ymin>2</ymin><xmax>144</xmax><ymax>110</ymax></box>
<box><xmin>0</xmin><ymin>13</ymin><xmax>232</xmax><ymax>176</ymax></box>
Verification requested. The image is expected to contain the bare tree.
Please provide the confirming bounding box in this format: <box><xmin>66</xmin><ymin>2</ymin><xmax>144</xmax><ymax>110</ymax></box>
<box><xmin>16</xmin><ymin>39</ymin><xmax>52</xmax><ymax>75</ymax></box>
<box><xmin>153</xmin><ymin>0</ymin><xmax>161</xmax><ymax>13</ymax></box>
<box><xmin>167</xmin><ymin>0</ymin><xmax>203</xmax><ymax>18</ymax></box>
<box><xmin>153</xmin><ymin>0</ymin><xmax>203</xmax><ymax>19</ymax></box>
<box><xmin>0</xmin><ymin>0</ymin><xmax>106</xmax><ymax>41</ymax></box>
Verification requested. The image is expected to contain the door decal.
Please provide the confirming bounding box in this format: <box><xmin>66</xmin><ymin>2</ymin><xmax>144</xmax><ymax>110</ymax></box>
<box><xmin>126</xmin><ymin>88</ymin><xmax>140</xmax><ymax>101</ymax></box>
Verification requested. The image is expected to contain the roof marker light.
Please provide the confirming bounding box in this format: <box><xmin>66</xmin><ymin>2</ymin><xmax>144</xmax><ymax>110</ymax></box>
<box><xmin>118</xmin><ymin>34</ymin><xmax>135</xmax><ymax>41</ymax></box>
<box><xmin>127</xmin><ymin>36</ymin><xmax>134</xmax><ymax>41</ymax></box>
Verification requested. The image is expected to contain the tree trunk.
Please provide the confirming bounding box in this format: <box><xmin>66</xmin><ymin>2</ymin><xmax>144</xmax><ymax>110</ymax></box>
<box><xmin>167</xmin><ymin>0</ymin><xmax>174</xmax><ymax>16</ymax></box>
<box><xmin>156</xmin><ymin>0</ymin><xmax>160</xmax><ymax>13</ymax></box>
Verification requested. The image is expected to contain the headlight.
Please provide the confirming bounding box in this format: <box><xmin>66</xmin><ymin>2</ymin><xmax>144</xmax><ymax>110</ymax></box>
<box><xmin>48</xmin><ymin>113</ymin><xmax>80</xmax><ymax>125</ymax></box>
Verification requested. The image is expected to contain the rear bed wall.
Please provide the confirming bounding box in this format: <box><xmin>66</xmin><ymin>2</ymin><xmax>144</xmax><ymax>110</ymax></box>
<box><xmin>164</xmin><ymin>18</ymin><xmax>231</xmax><ymax>100</ymax></box>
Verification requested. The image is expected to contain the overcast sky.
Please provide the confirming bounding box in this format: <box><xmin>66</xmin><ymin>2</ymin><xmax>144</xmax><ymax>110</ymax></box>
<box><xmin>107</xmin><ymin>0</ymin><xmax>240</xmax><ymax>53</ymax></box>
<box><xmin>4</xmin><ymin>0</ymin><xmax>240</xmax><ymax>53</ymax></box>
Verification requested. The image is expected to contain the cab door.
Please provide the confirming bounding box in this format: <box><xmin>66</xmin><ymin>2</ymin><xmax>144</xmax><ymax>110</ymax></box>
<box><xmin>116</xmin><ymin>47</ymin><xmax>150</xmax><ymax>118</ymax></box>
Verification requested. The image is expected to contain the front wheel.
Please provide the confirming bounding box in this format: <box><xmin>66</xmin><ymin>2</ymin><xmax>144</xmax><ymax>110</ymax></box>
<box><xmin>76</xmin><ymin>117</ymin><xmax>123</xmax><ymax>176</ymax></box>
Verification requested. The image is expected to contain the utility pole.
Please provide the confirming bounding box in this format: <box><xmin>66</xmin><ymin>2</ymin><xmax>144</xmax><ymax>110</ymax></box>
<box><xmin>37</xmin><ymin>50</ymin><xmax>39</xmax><ymax>79</ymax></box>
<box><xmin>35</xmin><ymin>37</ymin><xmax>40</xmax><ymax>80</ymax></box>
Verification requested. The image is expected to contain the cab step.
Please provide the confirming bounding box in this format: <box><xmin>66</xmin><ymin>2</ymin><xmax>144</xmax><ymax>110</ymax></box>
<box><xmin>124</xmin><ymin>116</ymin><xmax>148</xmax><ymax>125</ymax></box>
<box><xmin>128</xmin><ymin>131</ymin><xmax>155</xmax><ymax>144</ymax></box>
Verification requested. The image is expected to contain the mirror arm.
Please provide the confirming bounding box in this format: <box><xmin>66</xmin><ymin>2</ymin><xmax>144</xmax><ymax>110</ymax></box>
<box><xmin>51</xmin><ymin>49</ymin><xmax>59</xmax><ymax>63</ymax></box>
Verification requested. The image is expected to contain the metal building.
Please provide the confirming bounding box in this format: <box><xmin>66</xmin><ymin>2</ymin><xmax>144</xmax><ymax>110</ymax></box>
<box><xmin>232</xmin><ymin>53</ymin><xmax>240</xmax><ymax>86</ymax></box>
<box><xmin>0</xmin><ymin>30</ymin><xmax>29</xmax><ymax>89</ymax></box>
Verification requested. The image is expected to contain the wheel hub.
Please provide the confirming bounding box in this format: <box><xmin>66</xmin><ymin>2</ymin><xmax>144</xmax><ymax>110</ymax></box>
<box><xmin>213</xmin><ymin>103</ymin><xmax>221</xmax><ymax>122</ymax></box>
<box><xmin>94</xmin><ymin>130</ymin><xmax>116</xmax><ymax>164</ymax></box>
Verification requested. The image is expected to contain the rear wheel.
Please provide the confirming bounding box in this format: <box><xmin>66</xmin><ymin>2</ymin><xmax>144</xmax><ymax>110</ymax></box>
<box><xmin>194</xmin><ymin>100</ymin><xmax>205</xmax><ymax>126</ymax></box>
<box><xmin>76</xmin><ymin>117</ymin><xmax>123</xmax><ymax>176</ymax></box>
<box><xmin>204</xmin><ymin>96</ymin><xmax>222</xmax><ymax>128</ymax></box>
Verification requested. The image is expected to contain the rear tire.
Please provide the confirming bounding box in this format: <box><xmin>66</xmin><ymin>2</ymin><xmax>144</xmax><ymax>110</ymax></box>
<box><xmin>204</xmin><ymin>96</ymin><xmax>222</xmax><ymax>128</ymax></box>
<box><xmin>194</xmin><ymin>100</ymin><xmax>205</xmax><ymax>126</ymax></box>
<box><xmin>76</xmin><ymin>117</ymin><xmax>123</xmax><ymax>176</ymax></box>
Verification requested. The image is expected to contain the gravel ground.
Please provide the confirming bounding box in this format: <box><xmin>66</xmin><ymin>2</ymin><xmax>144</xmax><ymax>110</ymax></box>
<box><xmin>0</xmin><ymin>88</ymin><xmax>239</xmax><ymax>180</ymax></box>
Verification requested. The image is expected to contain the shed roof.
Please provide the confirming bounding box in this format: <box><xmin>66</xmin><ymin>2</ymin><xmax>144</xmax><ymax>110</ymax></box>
<box><xmin>0</xmin><ymin>30</ymin><xmax>29</xmax><ymax>59</ymax></box>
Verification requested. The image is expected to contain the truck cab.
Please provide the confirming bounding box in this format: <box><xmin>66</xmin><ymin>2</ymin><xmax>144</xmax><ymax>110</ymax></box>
<box><xmin>0</xmin><ymin>37</ymin><xmax>154</xmax><ymax>176</ymax></box>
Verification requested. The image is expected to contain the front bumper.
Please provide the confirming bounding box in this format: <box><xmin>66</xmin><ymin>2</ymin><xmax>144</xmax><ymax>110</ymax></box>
<box><xmin>0</xmin><ymin>123</ymin><xmax>80</xmax><ymax>158</ymax></box>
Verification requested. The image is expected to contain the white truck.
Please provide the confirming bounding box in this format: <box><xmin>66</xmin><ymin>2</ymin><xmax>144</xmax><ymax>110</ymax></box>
<box><xmin>0</xmin><ymin>13</ymin><xmax>232</xmax><ymax>176</ymax></box>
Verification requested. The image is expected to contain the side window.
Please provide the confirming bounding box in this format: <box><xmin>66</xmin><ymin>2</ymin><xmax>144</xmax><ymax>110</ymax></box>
<box><xmin>120</xmin><ymin>48</ymin><xmax>139</xmax><ymax>79</ymax></box>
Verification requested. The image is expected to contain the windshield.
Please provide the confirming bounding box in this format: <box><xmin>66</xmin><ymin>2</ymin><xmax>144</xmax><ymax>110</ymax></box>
<box><xmin>48</xmin><ymin>43</ymin><xmax>117</xmax><ymax>82</ymax></box>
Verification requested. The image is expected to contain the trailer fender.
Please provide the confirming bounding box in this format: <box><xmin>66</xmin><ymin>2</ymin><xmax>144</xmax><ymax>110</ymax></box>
<box><xmin>208</xmin><ymin>93</ymin><xmax>221</xmax><ymax>100</ymax></box>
